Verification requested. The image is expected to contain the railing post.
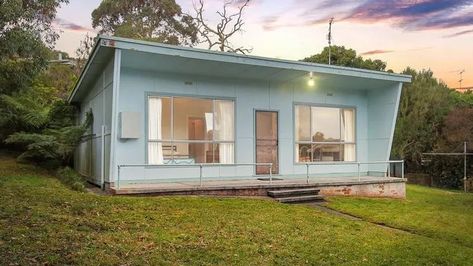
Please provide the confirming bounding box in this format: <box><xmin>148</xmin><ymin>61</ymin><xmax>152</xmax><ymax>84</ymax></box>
<box><xmin>269</xmin><ymin>163</ymin><xmax>273</xmax><ymax>184</ymax></box>
<box><xmin>357</xmin><ymin>162</ymin><xmax>361</xmax><ymax>181</ymax></box>
<box><xmin>387</xmin><ymin>162</ymin><xmax>391</xmax><ymax>178</ymax></box>
<box><xmin>199</xmin><ymin>164</ymin><xmax>203</xmax><ymax>187</ymax></box>
<box><xmin>306</xmin><ymin>163</ymin><xmax>309</xmax><ymax>184</ymax></box>
<box><xmin>117</xmin><ymin>165</ymin><xmax>121</xmax><ymax>190</ymax></box>
<box><xmin>401</xmin><ymin>161</ymin><xmax>405</xmax><ymax>179</ymax></box>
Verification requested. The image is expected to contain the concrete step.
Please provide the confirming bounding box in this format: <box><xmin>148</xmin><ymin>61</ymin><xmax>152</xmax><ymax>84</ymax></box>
<box><xmin>268</xmin><ymin>188</ymin><xmax>320</xmax><ymax>198</ymax></box>
<box><xmin>276</xmin><ymin>195</ymin><xmax>325</xmax><ymax>203</ymax></box>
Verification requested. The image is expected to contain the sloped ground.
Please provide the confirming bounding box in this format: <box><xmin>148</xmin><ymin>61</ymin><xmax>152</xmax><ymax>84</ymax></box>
<box><xmin>1</xmin><ymin>154</ymin><xmax>472</xmax><ymax>265</ymax></box>
<box><xmin>328</xmin><ymin>184</ymin><xmax>473</xmax><ymax>249</ymax></box>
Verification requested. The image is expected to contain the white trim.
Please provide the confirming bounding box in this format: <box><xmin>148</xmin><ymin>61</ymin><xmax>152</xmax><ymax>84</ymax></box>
<box><xmin>109</xmin><ymin>49</ymin><xmax>121</xmax><ymax>184</ymax></box>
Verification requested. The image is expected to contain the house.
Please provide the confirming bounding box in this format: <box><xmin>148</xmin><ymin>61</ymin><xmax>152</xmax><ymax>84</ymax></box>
<box><xmin>69</xmin><ymin>35</ymin><xmax>411</xmax><ymax>198</ymax></box>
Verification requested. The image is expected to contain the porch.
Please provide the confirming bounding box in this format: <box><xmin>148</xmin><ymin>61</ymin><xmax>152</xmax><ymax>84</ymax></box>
<box><xmin>110</xmin><ymin>161</ymin><xmax>406</xmax><ymax>198</ymax></box>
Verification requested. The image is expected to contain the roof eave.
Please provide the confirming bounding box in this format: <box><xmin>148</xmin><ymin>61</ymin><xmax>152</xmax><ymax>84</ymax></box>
<box><xmin>67</xmin><ymin>36</ymin><xmax>104</xmax><ymax>103</ymax></box>
<box><xmin>99</xmin><ymin>35</ymin><xmax>411</xmax><ymax>84</ymax></box>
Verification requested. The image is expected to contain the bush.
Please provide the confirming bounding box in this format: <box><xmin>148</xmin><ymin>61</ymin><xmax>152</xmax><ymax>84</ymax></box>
<box><xmin>57</xmin><ymin>167</ymin><xmax>86</xmax><ymax>192</ymax></box>
<box><xmin>425</xmin><ymin>156</ymin><xmax>471</xmax><ymax>189</ymax></box>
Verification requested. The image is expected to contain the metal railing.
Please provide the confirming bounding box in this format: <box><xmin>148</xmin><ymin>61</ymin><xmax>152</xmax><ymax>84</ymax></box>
<box><xmin>304</xmin><ymin>160</ymin><xmax>404</xmax><ymax>184</ymax></box>
<box><xmin>116</xmin><ymin>160</ymin><xmax>404</xmax><ymax>189</ymax></box>
<box><xmin>117</xmin><ymin>162</ymin><xmax>273</xmax><ymax>189</ymax></box>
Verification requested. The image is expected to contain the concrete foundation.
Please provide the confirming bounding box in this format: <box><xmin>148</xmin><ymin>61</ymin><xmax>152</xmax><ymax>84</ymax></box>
<box><xmin>110</xmin><ymin>177</ymin><xmax>406</xmax><ymax>199</ymax></box>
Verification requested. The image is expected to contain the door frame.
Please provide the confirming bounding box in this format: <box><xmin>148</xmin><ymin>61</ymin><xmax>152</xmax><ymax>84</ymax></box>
<box><xmin>254</xmin><ymin>109</ymin><xmax>280</xmax><ymax>175</ymax></box>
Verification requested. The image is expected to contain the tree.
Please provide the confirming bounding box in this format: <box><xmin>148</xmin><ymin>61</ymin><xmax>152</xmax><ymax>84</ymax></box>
<box><xmin>303</xmin><ymin>46</ymin><xmax>388</xmax><ymax>71</ymax></box>
<box><xmin>0</xmin><ymin>0</ymin><xmax>68</xmax><ymax>95</ymax></box>
<box><xmin>6</xmin><ymin>104</ymin><xmax>92</xmax><ymax>167</ymax></box>
<box><xmin>391</xmin><ymin>68</ymin><xmax>453</xmax><ymax>170</ymax></box>
<box><xmin>91</xmin><ymin>0</ymin><xmax>198</xmax><ymax>45</ymax></box>
<box><xmin>425</xmin><ymin>107</ymin><xmax>473</xmax><ymax>189</ymax></box>
<box><xmin>75</xmin><ymin>34</ymin><xmax>96</xmax><ymax>76</ymax></box>
<box><xmin>193</xmin><ymin>0</ymin><xmax>252</xmax><ymax>54</ymax></box>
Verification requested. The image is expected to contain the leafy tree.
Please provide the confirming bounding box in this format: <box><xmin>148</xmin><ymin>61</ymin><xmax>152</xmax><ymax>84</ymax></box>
<box><xmin>5</xmin><ymin>103</ymin><xmax>92</xmax><ymax>167</ymax></box>
<box><xmin>75</xmin><ymin>34</ymin><xmax>96</xmax><ymax>76</ymax></box>
<box><xmin>425</xmin><ymin>107</ymin><xmax>473</xmax><ymax>189</ymax></box>
<box><xmin>392</xmin><ymin>68</ymin><xmax>453</xmax><ymax>171</ymax></box>
<box><xmin>303</xmin><ymin>46</ymin><xmax>389</xmax><ymax>71</ymax></box>
<box><xmin>0</xmin><ymin>0</ymin><xmax>68</xmax><ymax>95</ymax></box>
<box><xmin>92</xmin><ymin>0</ymin><xmax>198</xmax><ymax>45</ymax></box>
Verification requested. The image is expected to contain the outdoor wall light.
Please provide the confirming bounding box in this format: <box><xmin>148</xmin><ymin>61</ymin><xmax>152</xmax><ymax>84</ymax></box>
<box><xmin>308</xmin><ymin>72</ymin><xmax>315</xmax><ymax>87</ymax></box>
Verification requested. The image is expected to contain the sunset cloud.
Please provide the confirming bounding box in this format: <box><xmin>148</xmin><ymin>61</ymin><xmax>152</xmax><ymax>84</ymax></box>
<box><xmin>444</xmin><ymin>29</ymin><xmax>473</xmax><ymax>38</ymax></box>
<box><xmin>263</xmin><ymin>0</ymin><xmax>473</xmax><ymax>31</ymax></box>
<box><xmin>361</xmin><ymin>50</ymin><xmax>394</xmax><ymax>56</ymax></box>
<box><xmin>54</xmin><ymin>18</ymin><xmax>93</xmax><ymax>32</ymax></box>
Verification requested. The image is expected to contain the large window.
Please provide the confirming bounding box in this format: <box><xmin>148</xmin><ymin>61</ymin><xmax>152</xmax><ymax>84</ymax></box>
<box><xmin>295</xmin><ymin>105</ymin><xmax>355</xmax><ymax>162</ymax></box>
<box><xmin>148</xmin><ymin>96</ymin><xmax>234</xmax><ymax>164</ymax></box>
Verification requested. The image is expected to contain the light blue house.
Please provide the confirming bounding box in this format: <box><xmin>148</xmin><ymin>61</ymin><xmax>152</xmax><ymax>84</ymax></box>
<box><xmin>69</xmin><ymin>35</ymin><xmax>411</xmax><ymax>197</ymax></box>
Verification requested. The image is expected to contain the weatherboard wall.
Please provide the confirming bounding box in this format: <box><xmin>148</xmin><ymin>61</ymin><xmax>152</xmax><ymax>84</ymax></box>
<box><xmin>74</xmin><ymin>57</ymin><xmax>114</xmax><ymax>185</ymax></box>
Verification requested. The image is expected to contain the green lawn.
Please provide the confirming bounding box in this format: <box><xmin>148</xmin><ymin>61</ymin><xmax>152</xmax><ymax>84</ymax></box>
<box><xmin>327</xmin><ymin>184</ymin><xmax>473</xmax><ymax>248</ymax></box>
<box><xmin>1</xmin><ymin>155</ymin><xmax>473</xmax><ymax>265</ymax></box>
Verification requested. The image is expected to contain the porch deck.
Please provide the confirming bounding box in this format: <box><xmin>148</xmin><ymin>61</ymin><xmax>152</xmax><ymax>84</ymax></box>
<box><xmin>111</xmin><ymin>176</ymin><xmax>406</xmax><ymax>198</ymax></box>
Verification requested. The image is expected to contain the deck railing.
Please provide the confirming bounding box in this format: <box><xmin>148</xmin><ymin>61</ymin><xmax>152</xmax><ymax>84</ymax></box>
<box><xmin>117</xmin><ymin>163</ymin><xmax>273</xmax><ymax>189</ymax></box>
<box><xmin>116</xmin><ymin>160</ymin><xmax>404</xmax><ymax>189</ymax></box>
<box><xmin>304</xmin><ymin>160</ymin><xmax>405</xmax><ymax>184</ymax></box>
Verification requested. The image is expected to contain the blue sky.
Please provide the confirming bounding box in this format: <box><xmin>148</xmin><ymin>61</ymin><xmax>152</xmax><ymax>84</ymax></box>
<box><xmin>54</xmin><ymin>0</ymin><xmax>473</xmax><ymax>87</ymax></box>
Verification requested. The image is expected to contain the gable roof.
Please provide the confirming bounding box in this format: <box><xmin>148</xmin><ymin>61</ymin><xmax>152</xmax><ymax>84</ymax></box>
<box><xmin>69</xmin><ymin>35</ymin><xmax>411</xmax><ymax>103</ymax></box>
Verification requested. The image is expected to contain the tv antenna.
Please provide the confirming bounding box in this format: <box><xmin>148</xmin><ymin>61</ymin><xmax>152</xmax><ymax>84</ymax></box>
<box><xmin>327</xmin><ymin>17</ymin><xmax>334</xmax><ymax>65</ymax></box>
<box><xmin>459</xmin><ymin>69</ymin><xmax>465</xmax><ymax>90</ymax></box>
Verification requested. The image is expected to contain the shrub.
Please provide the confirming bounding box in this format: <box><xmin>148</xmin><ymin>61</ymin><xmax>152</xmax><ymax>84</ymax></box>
<box><xmin>57</xmin><ymin>167</ymin><xmax>86</xmax><ymax>192</ymax></box>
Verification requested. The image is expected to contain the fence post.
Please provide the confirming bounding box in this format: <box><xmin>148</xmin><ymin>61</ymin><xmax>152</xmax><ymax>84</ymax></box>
<box><xmin>357</xmin><ymin>162</ymin><xmax>361</xmax><ymax>181</ymax></box>
<box><xmin>269</xmin><ymin>164</ymin><xmax>273</xmax><ymax>184</ymax></box>
<box><xmin>199</xmin><ymin>164</ymin><xmax>203</xmax><ymax>188</ymax></box>
<box><xmin>306</xmin><ymin>163</ymin><xmax>309</xmax><ymax>184</ymax></box>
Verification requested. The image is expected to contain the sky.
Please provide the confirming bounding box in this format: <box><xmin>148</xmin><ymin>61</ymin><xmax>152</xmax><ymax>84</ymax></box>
<box><xmin>54</xmin><ymin>0</ymin><xmax>473</xmax><ymax>88</ymax></box>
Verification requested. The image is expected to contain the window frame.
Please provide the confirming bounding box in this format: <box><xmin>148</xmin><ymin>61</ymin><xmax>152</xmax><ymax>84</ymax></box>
<box><xmin>293</xmin><ymin>103</ymin><xmax>357</xmax><ymax>163</ymax></box>
<box><xmin>146</xmin><ymin>94</ymin><xmax>236</xmax><ymax>165</ymax></box>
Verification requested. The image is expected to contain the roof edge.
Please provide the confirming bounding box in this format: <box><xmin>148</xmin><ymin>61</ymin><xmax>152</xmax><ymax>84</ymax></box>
<box><xmin>69</xmin><ymin>35</ymin><xmax>412</xmax><ymax>103</ymax></box>
<box><xmin>68</xmin><ymin>35</ymin><xmax>103</xmax><ymax>103</ymax></box>
<box><xmin>99</xmin><ymin>35</ymin><xmax>411</xmax><ymax>83</ymax></box>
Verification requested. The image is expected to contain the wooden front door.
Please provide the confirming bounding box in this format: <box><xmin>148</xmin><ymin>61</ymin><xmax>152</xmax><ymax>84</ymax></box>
<box><xmin>255</xmin><ymin>111</ymin><xmax>279</xmax><ymax>175</ymax></box>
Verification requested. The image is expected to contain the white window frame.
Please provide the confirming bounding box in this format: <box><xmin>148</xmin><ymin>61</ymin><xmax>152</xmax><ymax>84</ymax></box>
<box><xmin>294</xmin><ymin>104</ymin><xmax>356</xmax><ymax>163</ymax></box>
<box><xmin>147</xmin><ymin>95</ymin><xmax>235</xmax><ymax>165</ymax></box>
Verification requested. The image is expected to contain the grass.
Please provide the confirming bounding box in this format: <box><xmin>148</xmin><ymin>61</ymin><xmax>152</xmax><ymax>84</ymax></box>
<box><xmin>327</xmin><ymin>184</ymin><xmax>473</xmax><ymax>248</ymax></box>
<box><xmin>1</xmin><ymin>154</ymin><xmax>473</xmax><ymax>265</ymax></box>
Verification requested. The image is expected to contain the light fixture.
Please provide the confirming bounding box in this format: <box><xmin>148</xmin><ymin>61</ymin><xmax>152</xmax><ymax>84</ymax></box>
<box><xmin>308</xmin><ymin>72</ymin><xmax>315</xmax><ymax>86</ymax></box>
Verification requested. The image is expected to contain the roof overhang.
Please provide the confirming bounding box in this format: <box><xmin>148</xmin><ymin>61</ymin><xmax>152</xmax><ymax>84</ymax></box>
<box><xmin>69</xmin><ymin>35</ymin><xmax>411</xmax><ymax>103</ymax></box>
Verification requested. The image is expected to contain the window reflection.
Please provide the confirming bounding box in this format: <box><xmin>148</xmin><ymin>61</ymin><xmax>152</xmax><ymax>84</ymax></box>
<box><xmin>295</xmin><ymin>105</ymin><xmax>356</xmax><ymax>162</ymax></box>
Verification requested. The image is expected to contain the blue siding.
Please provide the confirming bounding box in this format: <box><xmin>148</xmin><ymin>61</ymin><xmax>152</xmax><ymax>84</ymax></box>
<box><xmin>110</xmin><ymin>50</ymin><xmax>400</xmax><ymax>183</ymax></box>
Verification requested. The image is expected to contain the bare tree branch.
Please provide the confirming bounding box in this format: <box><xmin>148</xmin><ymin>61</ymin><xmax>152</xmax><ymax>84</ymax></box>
<box><xmin>192</xmin><ymin>0</ymin><xmax>252</xmax><ymax>54</ymax></box>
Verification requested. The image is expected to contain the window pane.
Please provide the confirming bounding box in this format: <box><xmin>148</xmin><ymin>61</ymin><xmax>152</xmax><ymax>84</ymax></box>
<box><xmin>148</xmin><ymin>142</ymin><xmax>173</xmax><ymax>164</ymax></box>
<box><xmin>214</xmin><ymin>143</ymin><xmax>234</xmax><ymax>164</ymax></box>
<box><xmin>311</xmin><ymin>107</ymin><xmax>340</xmax><ymax>142</ymax></box>
<box><xmin>148</xmin><ymin>97</ymin><xmax>171</xmax><ymax>140</ymax></box>
<box><xmin>173</xmin><ymin>142</ymin><xmax>213</xmax><ymax>163</ymax></box>
<box><xmin>295</xmin><ymin>105</ymin><xmax>311</xmax><ymax>141</ymax></box>
<box><xmin>173</xmin><ymin>97</ymin><xmax>213</xmax><ymax>141</ymax></box>
<box><xmin>341</xmin><ymin>108</ymin><xmax>355</xmax><ymax>142</ymax></box>
<box><xmin>343</xmin><ymin>144</ymin><xmax>356</xmax><ymax>161</ymax></box>
<box><xmin>296</xmin><ymin>143</ymin><xmax>311</xmax><ymax>162</ymax></box>
<box><xmin>214</xmin><ymin>100</ymin><xmax>234</xmax><ymax>141</ymax></box>
<box><xmin>312</xmin><ymin>144</ymin><xmax>342</xmax><ymax>161</ymax></box>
